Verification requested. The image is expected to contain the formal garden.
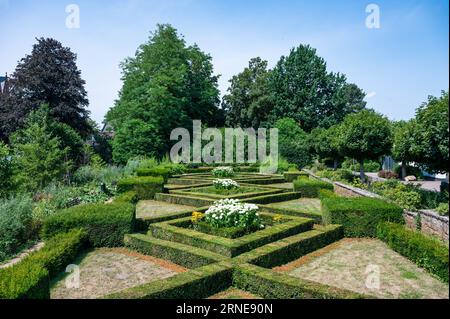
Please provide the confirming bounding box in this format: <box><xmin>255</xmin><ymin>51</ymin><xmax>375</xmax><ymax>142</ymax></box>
<box><xmin>0</xmin><ymin>25</ymin><xmax>448</xmax><ymax>299</ymax></box>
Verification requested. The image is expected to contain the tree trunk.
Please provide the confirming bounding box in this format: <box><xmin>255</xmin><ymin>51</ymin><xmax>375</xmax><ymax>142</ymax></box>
<box><xmin>359</xmin><ymin>159</ymin><xmax>366</xmax><ymax>183</ymax></box>
<box><xmin>401</xmin><ymin>161</ymin><xmax>407</xmax><ymax>180</ymax></box>
<box><xmin>333</xmin><ymin>159</ymin><xmax>338</xmax><ymax>170</ymax></box>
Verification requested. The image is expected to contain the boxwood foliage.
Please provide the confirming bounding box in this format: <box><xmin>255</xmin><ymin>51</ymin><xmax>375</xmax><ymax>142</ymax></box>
<box><xmin>293</xmin><ymin>178</ymin><xmax>334</xmax><ymax>197</ymax></box>
<box><xmin>233</xmin><ymin>263</ymin><xmax>370</xmax><ymax>299</ymax></box>
<box><xmin>41</xmin><ymin>202</ymin><xmax>135</xmax><ymax>247</ymax></box>
<box><xmin>136</xmin><ymin>167</ymin><xmax>171</xmax><ymax>182</ymax></box>
<box><xmin>377</xmin><ymin>222</ymin><xmax>449</xmax><ymax>283</ymax></box>
<box><xmin>114</xmin><ymin>191</ymin><xmax>139</xmax><ymax>204</ymax></box>
<box><xmin>0</xmin><ymin>229</ymin><xmax>87</xmax><ymax>299</ymax></box>
<box><xmin>322</xmin><ymin>197</ymin><xmax>404</xmax><ymax>237</ymax></box>
<box><xmin>283</xmin><ymin>171</ymin><xmax>309</xmax><ymax>182</ymax></box>
<box><xmin>117</xmin><ymin>176</ymin><xmax>164</xmax><ymax>200</ymax></box>
<box><xmin>104</xmin><ymin>262</ymin><xmax>233</xmax><ymax>299</ymax></box>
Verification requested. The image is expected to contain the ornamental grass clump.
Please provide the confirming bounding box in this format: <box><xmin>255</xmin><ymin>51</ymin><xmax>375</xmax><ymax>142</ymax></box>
<box><xmin>204</xmin><ymin>199</ymin><xmax>263</xmax><ymax>230</ymax></box>
<box><xmin>213</xmin><ymin>179</ymin><xmax>239</xmax><ymax>190</ymax></box>
<box><xmin>212</xmin><ymin>166</ymin><xmax>235</xmax><ymax>178</ymax></box>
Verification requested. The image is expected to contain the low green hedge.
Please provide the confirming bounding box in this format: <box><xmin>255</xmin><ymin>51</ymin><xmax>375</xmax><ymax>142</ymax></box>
<box><xmin>322</xmin><ymin>197</ymin><xmax>404</xmax><ymax>237</ymax></box>
<box><xmin>244</xmin><ymin>192</ymin><xmax>302</xmax><ymax>205</ymax></box>
<box><xmin>105</xmin><ymin>262</ymin><xmax>233</xmax><ymax>299</ymax></box>
<box><xmin>237</xmin><ymin>225</ymin><xmax>344</xmax><ymax>268</ymax></box>
<box><xmin>377</xmin><ymin>222</ymin><xmax>449</xmax><ymax>283</ymax></box>
<box><xmin>124</xmin><ymin>233</ymin><xmax>225</xmax><ymax>269</ymax></box>
<box><xmin>0</xmin><ymin>260</ymin><xmax>49</xmax><ymax>299</ymax></box>
<box><xmin>41</xmin><ymin>202</ymin><xmax>135</xmax><ymax>247</ymax></box>
<box><xmin>318</xmin><ymin>189</ymin><xmax>338</xmax><ymax>200</ymax></box>
<box><xmin>114</xmin><ymin>191</ymin><xmax>139</xmax><ymax>204</ymax></box>
<box><xmin>283</xmin><ymin>171</ymin><xmax>308</xmax><ymax>182</ymax></box>
<box><xmin>293</xmin><ymin>178</ymin><xmax>334</xmax><ymax>197</ymax></box>
<box><xmin>233</xmin><ymin>263</ymin><xmax>370</xmax><ymax>299</ymax></box>
<box><xmin>0</xmin><ymin>229</ymin><xmax>87</xmax><ymax>299</ymax></box>
<box><xmin>136</xmin><ymin>167</ymin><xmax>171</xmax><ymax>182</ymax></box>
<box><xmin>117</xmin><ymin>176</ymin><xmax>164</xmax><ymax>200</ymax></box>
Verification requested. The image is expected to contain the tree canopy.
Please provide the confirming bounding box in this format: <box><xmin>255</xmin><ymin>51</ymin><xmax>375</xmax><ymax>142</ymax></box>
<box><xmin>0</xmin><ymin>38</ymin><xmax>91</xmax><ymax>142</ymax></box>
<box><xmin>107</xmin><ymin>24</ymin><xmax>223</xmax><ymax>163</ymax></box>
<box><xmin>337</xmin><ymin>110</ymin><xmax>393</xmax><ymax>181</ymax></box>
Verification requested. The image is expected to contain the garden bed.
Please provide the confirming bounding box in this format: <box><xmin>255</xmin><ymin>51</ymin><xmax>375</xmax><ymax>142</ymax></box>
<box><xmin>50</xmin><ymin>247</ymin><xmax>185</xmax><ymax>299</ymax></box>
<box><xmin>275</xmin><ymin>238</ymin><xmax>449</xmax><ymax>299</ymax></box>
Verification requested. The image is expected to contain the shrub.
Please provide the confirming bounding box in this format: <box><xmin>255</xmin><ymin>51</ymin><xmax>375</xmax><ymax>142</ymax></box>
<box><xmin>317</xmin><ymin>169</ymin><xmax>354</xmax><ymax>183</ymax></box>
<box><xmin>283</xmin><ymin>171</ymin><xmax>308</xmax><ymax>182</ymax></box>
<box><xmin>25</xmin><ymin>228</ymin><xmax>87</xmax><ymax>277</ymax></box>
<box><xmin>342</xmin><ymin>159</ymin><xmax>381</xmax><ymax>173</ymax></box>
<box><xmin>203</xmin><ymin>199</ymin><xmax>262</xmax><ymax>230</ymax></box>
<box><xmin>0</xmin><ymin>196</ymin><xmax>35</xmax><ymax>262</ymax></box>
<box><xmin>0</xmin><ymin>229</ymin><xmax>87</xmax><ymax>299</ymax></box>
<box><xmin>41</xmin><ymin>202</ymin><xmax>135</xmax><ymax>247</ymax></box>
<box><xmin>322</xmin><ymin>197</ymin><xmax>404</xmax><ymax>237</ymax></box>
<box><xmin>293</xmin><ymin>178</ymin><xmax>334</xmax><ymax>197</ymax></box>
<box><xmin>136</xmin><ymin>167</ymin><xmax>171</xmax><ymax>182</ymax></box>
<box><xmin>436</xmin><ymin>203</ymin><xmax>449</xmax><ymax>216</ymax></box>
<box><xmin>377</xmin><ymin>170</ymin><xmax>399</xmax><ymax>179</ymax></box>
<box><xmin>0</xmin><ymin>259</ymin><xmax>49</xmax><ymax>299</ymax></box>
<box><xmin>377</xmin><ymin>222</ymin><xmax>449</xmax><ymax>283</ymax></box>
<box><xmin>212</xmin><ymin>166</ymin><xmax>235</xmax><ymax>178</ymax></box>
<box><xmin>114</xmin><ymin>191</ymin><xmax>139</xmax><ymax>204</ymax></box>
<box><xmin>117</xmin><ymin>176</ymin><xmax>164</xmax><ymax>200</ymax></box>
<box><xmin>318</xmin><ymin>189</ymin><xmax>338</xmax><ymax>200</ymax></box>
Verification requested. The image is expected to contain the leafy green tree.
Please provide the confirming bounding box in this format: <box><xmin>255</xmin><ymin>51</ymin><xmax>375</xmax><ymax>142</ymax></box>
<box><xmin>10</xmin><ymin>109</ymin><xmax>71</xmax><ymax>192</ymax></box>
<box><xmin>222</xmin><ymin>57</ymin><xmax>273</xmax><ymax>128</ymax></box>
<box><xmin>0</xmin><ymin>38</ymin><xmax>91</xmax><ymax>141</ymax></box>
<box><xmin>267</xmin><ymin>45</ymin><xmax>366</xmax><ymax>131</ymax></box>
<box><xmin>337</xmin><ymin>110</ymin><xmax>393</xmax><ymax>182</ymax></box>
<box><xmin>411</xmin><ymin>91</ymin><xmax>449</xmax><ymax>174</ymax></box>
<box><xmin>275</xmin><ymin>118</ymin><xmax>311</xmax><ymax>168</ymax></box>
<box><xmin>0</xmin><ymin>142</ymin><xmax>14</xmax><ymax>197</ymax></box>
<box><xmin>107</xmin><ymin>24</ymin><xmax>222</xmax><ymax>163</ymax></box>
<box><xmin>392</xmin><ymin>120</ymin><xmax>417</xmax><ymax>179</ymax></box>
<box><xmin>311</xmin><ymin>125</ymin><xmax>343</xmax><ymax>169</ymax></box>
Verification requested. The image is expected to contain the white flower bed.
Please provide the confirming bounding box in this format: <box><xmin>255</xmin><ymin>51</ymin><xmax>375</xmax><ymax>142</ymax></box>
<box><xmin>204</xmin><ymin>199</ymin><xmax>263</xmax><ymax>229</ymax></box>
<box><xmin>212</xmin><ymin>166</ymin><xmax>235</xmax><ymax>178</ymax></box>
<box><xmin>213</xmin><ymin>179</ymin><xmax>239</xmax><ymax>190</ymax></box>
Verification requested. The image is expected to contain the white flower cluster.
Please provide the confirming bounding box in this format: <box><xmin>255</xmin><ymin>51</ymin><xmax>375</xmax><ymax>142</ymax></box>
<box><xmin>212</xmin><ymin>166</ymin><xmax>235</xmax><ymax>178</ymax></box>
<box><xmin>213</xmin><ymin>179</ymin><xmax>239</xmax><ymax>190</ymax></box>
<box><xmin>204</xmin><ymin>199</ymin><xmax>262</xmax><ymax>229</ymax></box>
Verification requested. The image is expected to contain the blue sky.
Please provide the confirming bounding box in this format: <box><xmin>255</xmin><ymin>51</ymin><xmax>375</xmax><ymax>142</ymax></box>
<box><xmin>0</xmin><ymin>0</ymin><xmax>448</xmax><ymax>125</ymax></box>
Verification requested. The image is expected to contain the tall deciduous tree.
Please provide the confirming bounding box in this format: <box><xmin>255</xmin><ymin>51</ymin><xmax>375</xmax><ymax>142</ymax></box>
<box><xmin>275</xmin><ymin>118</ymin><xmax>311</xmax><ymax>168</ymax></box>
<box><xmin>0</xmin><ymin>38</ymin><xmax>91</xmax><ymax>141</ymax></box>
<box><xmin>222</xmin><ymin>57</ymin><xmax>273</xmax><ymax>128</ymax></box>
<box><xmin>268</xmin><ymin>45</ymin><xmax>366</xmax><ymax>131</ymax></box>
<box><xmin>411</xmin><ymin>91</ymin><xmax>449</xmax><ymax>174</ymax></box>
<box><xmin>107</xmin><ymin>24</ymin><xmax>222</xmax><ymax>163</ymax></box>
<box><xmin>311</xmin><ymin>125</ymin><xmax>343</xmax><ymax>169</ymax></box>
<box><xmin>337</xmin><ymin>110</ymin><xmax>393</xmax><ymax>182</ymax></box>
<box><xmin>392</xmin><ymin>120</ymin><xmax>417</xmax><ymax>179</ymax></box>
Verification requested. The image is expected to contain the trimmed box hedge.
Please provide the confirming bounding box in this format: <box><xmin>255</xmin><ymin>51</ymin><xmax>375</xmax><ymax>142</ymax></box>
<box><xmin>232</xmin><ymin>263</ymin><xmax>370</xmax><ymax>299</ymax></box>
<box><xmin>0</xmin><ymin>229</ymin><xmax>87</xmax><ymax>299</ymax></box>
<box><xmin>322</xmin><ymin>197</ymin><xmax>404</xmax><ymax>237</ymax></box>
<box><xmin>244</xmin><ymin>192</ymin><xmax>302</xmax><ymax>205</ymax></box>
<box><xmin>124</xmin><ymin>233</ymin><xmax>226</xmax><ymax>269</ymax></box>
<box><xmin>136</xmin><ymin>167</ymin><xmax>171</xmax><ymax>182</ymax></box>
<box><xmin>41</xmin><ymin>202</ymin><xmax>135</xmax><ymax>247</ymax></box>
<box><xmin>114</xmin><ymin>191</ymin><xmax>139</xmax><ymax>204</ymax></box>
<box><xmin>283</xmin><ymin>171</ymin><xmax>309</xmax><ymax>182</ymax></box>
<box><xmin>117</xmin><ymin>176</ymin><xmax>164</xmax><ymax>200</ymax></box>
<box><xmin>235</xmin><ymin>225</ymin><xmax>344</xmax><ymax>268</ymax></box>
<box><xmin>149</xmin><ymin>214</ymin><xmax>314</xmax><ymax>257</ymax></box>
<box><xmin>293</xmin><ymin>178</ymin><xmax>334</xmax><ymax>197</ymax></box>
<box><xmin>377</xmin><ymin>222</ymin><xmax>449</xmax><ymax>283</ymax></box>
<box><xmin>104</xmin><ymin>262</ymin><xmax>233</xmax><ymax>299</ymax></box>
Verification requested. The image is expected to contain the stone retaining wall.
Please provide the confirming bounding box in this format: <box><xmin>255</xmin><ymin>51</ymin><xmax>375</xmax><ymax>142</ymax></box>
<box><xmin>303</xmin><ymin>169</ymin><xmax>449</xmax><ymax>241</ymax></box>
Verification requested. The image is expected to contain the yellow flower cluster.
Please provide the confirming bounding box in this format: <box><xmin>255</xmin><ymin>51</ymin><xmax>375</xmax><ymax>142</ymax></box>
<box><xmin>191</xmin><ymin>211</ymin><xmax>204</xmax><ymax>223</ymax></box>
<box><xmin>273</xmin><ymin>214</ymin><xmax>283</xmax><ymax>223</ymax></box>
